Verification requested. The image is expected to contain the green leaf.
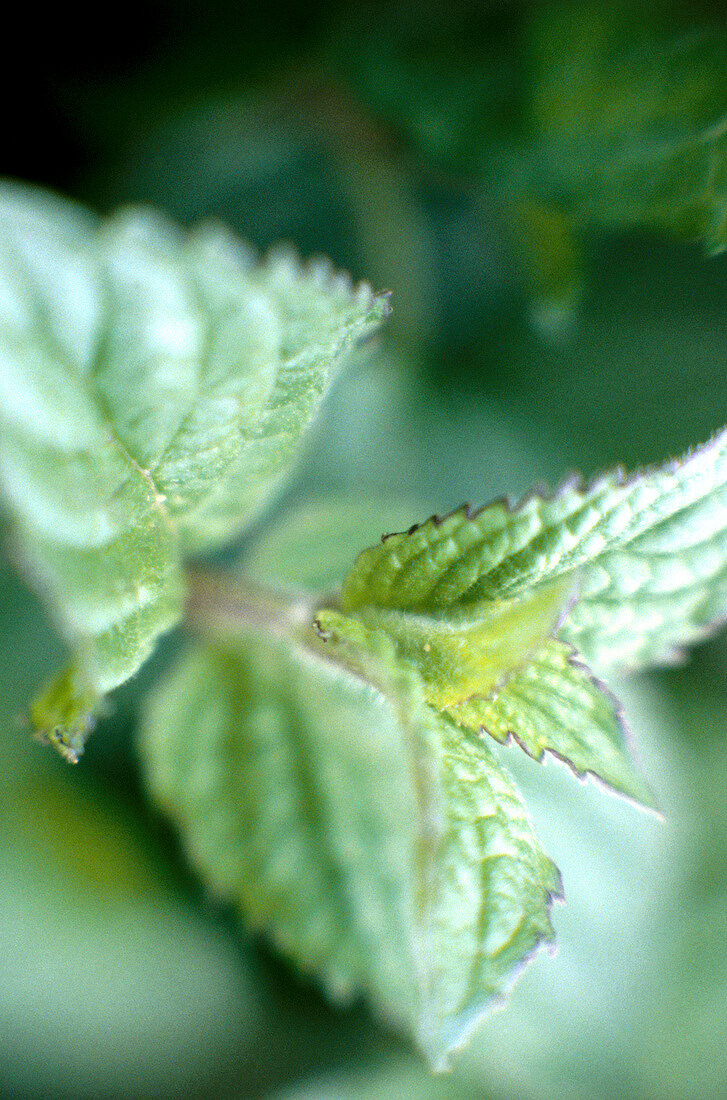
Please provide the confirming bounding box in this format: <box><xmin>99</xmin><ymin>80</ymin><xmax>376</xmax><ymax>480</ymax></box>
<box><xmin>335</xmin><ymin>431</ymin><xmax>727</xmax><ymax>804</ymax></box>
<box><xmin>448</xmin><ymin>640</ymin><xmax>656</xmax><ymax>808</ymax></box>
<box><xmin>0</xmin><ymin>182</ymin><xmax>386</xmax><ymax>743</ymax></box>
<box><xmin>172</xmin><ymin>239</ymin><xmax>390</xmax><ymax>551</ymax></box>
<box><xmin>243</xmin><ymin>495</ymin><xmax>570</xmax><ymax>724</ymax></box>
<box><xmin>341</xmin><ymin>428</ymin><xmax>727</xmax><ymax>674</ymax></box>
<box><xmin>346</xmin><ymin>580</ymin><xmax>572</xmax><ymax>711</ymax></box>
<box><xmin>27</xmin><ymin>665</ymin><xmax>101</xmax><ymax>764</ymax></box>
<box><xmin>140</xmin><ymin>624</ymin><xmax>561</xmax><ymax>1070</ymax></box>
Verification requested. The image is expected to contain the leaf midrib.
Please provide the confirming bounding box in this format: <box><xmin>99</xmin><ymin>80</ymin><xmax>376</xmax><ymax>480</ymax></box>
<box><xmin>6</xmin><ymin>233</ymin><xmax>175</xmax><ymax>537</ymax></box>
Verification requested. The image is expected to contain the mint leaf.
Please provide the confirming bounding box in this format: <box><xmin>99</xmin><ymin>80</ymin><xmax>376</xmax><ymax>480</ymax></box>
<box><xmin>341</xmin><ymin>429</ymin><xmax>727</xmax><ymax>673</ymax></box>
<box><xmin>346</xmin><ymin>580</ymin><xmax>571</xmax><ymax>711</ymax></box>
<box><xmin>336</xmin><ymin>431</ymin><xmax>727</xmax><ymax>803</ymax></box>
<box><xmin>27</xmin><ymin>666</ymin><xmax>101</xmax><ymax>765</ymax></box>
<box><xmin>449</xmin><ymin>640</ymin><xmax>655</xmax><ymax>808</ymax></box>
<box><xmin>140</xmin><ymin>623</ymin><xmax>560</xmax><ymax>1069</ymax></box>
<box><xmin>172</xmin><ymin>239</ymin><xmax>390</xmax><ymax>550</ymax></box>
<box><xmin>0</xmin><ymin>182</ymin><xmax>386</xmax><ymax>745</ymax></box>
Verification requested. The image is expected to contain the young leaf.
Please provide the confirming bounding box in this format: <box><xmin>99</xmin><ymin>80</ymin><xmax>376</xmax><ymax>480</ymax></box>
<box><xmin>0</xmin><ymin>182</ymin><xmax>386</xmax><ymax>747</ymax></box>
<box><xmin>28</xmin><ymin>665</ymin><xmax>101</xmax><ymax>765</ymax></box>
<box><xmin>333</xmin><ymin>430</ymin><xmax>727</xmax><ymax>803</ymax></box>
<box><xmin>140</xmin><ymin>624</ymin><xmax>561</xmax><ymax>1070</ymax></box>
<box><xmin>239</xmin><ymin>496</ymin><xmax>656</xmax><ymax>805</ymax></box>
<box><xmin>341</xmin><ymin>428</ymin><xmax>727</xmax><ymax>674</ymax></box>
<box><xmin>349</xmin><ymin>579</ymin><xmax>571</xmax><ymax>710</ymax></box>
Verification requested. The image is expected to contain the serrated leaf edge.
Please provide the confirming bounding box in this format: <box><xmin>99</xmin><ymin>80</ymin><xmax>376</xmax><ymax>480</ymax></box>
<box><xmin>460</xmin><ymin>642</ymin><xmax>661</xmax><ymax>813</ymax></box>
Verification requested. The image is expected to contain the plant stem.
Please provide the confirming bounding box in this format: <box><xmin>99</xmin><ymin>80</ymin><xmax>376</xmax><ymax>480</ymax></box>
<box><xmin>185</xmin><ymin>567</ymin><xmax>318</xmax><ymax>644</ymax></box>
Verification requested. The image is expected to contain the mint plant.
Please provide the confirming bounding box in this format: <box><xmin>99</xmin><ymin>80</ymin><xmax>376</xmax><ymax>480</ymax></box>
<box><xmin>2</xmin><ymin>180</ymin><xmax>727</xmax><ymax>1071</ymax></box>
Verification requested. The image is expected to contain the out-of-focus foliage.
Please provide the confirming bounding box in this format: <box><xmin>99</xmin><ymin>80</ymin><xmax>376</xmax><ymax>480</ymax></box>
<box><xmin>269</xmin><ymin>1056</ymin><xmax>473</xmax><ymax>1099</ymax></box>
<box><xmin>332</xmin><ymin>1</ymin><xmax>727</xmax><ymax>249</ymax></box>
<box><xmin>517</xmin><ymin>3</ymin><xmax>727</xmax><ymax>251</ymax></box>
<box><xmin>0</xmin><ymin>571</ymin><xmax>264</xmax><ymax>1099</ymax></box>
<box><xmin>80</xmin><ymin>1</ymin><xmax>727</xmax><ymax>346</ymax></box>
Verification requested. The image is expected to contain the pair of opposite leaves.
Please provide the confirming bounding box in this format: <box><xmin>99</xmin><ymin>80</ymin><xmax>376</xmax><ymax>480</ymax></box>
<box><xmin>1</xmin><ymin>183</ymin><xmax>727</xmax><ymax>1068</ymax></box>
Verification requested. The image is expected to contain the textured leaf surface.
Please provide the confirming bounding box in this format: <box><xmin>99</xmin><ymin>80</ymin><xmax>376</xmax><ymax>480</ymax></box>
<box><xmin>0</xmin><ymin>182</ymin><xmax>385</xmax><ymax>725</ymax></box>
<box><xmin>342</xmin><ymin>429</ymin><xmax>727</xmax><ymax>673</ymax></box>
<box><xmin>449</xmin><ymin>640</ymin><xmax>655</xmax><ymax>807</ymax></box>
<box><xmin>140</xmin><ymin>626</ymin><xmax>561</xmax><ymax>1069</ymax></box>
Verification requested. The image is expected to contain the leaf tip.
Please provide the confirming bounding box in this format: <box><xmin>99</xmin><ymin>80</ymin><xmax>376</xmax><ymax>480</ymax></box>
<box><xmin>28</xmin><ymin>666</ymin><xmax>102</xmax><ymax>764</ymax></box>
<box><xmin>374</xmin><ymin>287</ymin><xmax>393</xmax><ymax>317</ymax></box>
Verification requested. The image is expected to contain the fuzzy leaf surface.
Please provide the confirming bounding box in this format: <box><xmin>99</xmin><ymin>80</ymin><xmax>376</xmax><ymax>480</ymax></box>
<box><xmin>342</xmin><ymin>429</ymin><xmax>727</xmax><ymax>674</ymax></box>
<box><xmin>0</xmin><ymin>182</ymin><xmax>385</xmax><ymax>730</ymax></box>
<box><xmin>351</xmin><ymin>581</ymin><xmax>571</xmax><ymax>711</ymax></box>
<box><xmin>140</xmin><ymin>623</ymin><xmax>561</xmax><ymax>1069</ymax></box>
